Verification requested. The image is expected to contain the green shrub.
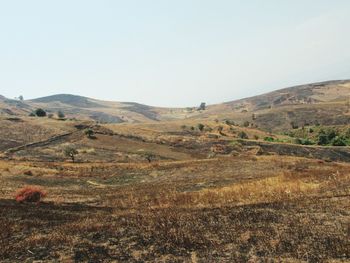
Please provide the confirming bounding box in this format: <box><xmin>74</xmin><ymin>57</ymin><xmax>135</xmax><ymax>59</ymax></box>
<box><xmin>331</xmin><ymin>136</ymin><xmax>347</xmax><ymax>146</ymax></box>
<box><xmin>85</xmin><ymin>129</ymin><xmax>95</xmax><ymax>139</ymax></box>
<box><xmin>35</xmin><ymin>108</ymin><xmax>46</xmax><ymax>117</ymax></box>
<box><xmin>264</xmin><ymin>137</ymin><xmax>274</xmax><ymax>142</ymax></box>
<box><xmin>295</xmin><ymin>138</ymin><xmax>314</xmax><ymax>145</ymax></box>
<box><xmin>57</xmin><ymin>111</ymin><xmax>65</xmax><ymax>119</ymax></box>
<box><xmin>197</xmin><ymin>123</ymin><xmax>205</xmax><ymax>132</ymax></box>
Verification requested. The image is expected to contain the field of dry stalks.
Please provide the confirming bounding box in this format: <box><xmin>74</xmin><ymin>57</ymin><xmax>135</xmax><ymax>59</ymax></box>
<box><xmin>0</xmin><ymin>154</ymin><xmax>349</xmax><ymax>262</ymax></box>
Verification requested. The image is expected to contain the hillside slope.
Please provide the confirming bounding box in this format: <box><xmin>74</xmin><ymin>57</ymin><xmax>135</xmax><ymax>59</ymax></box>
<box><xmin>0</xmin><ymin>94</ymin><xmax>178</xmax><ymax>123</ymax></box>
<box><xmin>199</xmin><ymin>80</ymin><xmax>350</xmax><ymax>131</ymax></box>
<box><xmin>1</xmin><ymin>79</ymin><xmax>349</xmax><ymax>130</ymax></box>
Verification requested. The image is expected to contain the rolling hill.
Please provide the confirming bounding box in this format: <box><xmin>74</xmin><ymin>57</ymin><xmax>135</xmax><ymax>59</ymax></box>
<box><xmin>1</xmin><ymin>80</ymin><xmax>350</xmax><ymax>262</ymax></box>
<box><xmin>200</xmin><ymin>79</ymin><xmax>350</xmax><ymax>131</ymax></box>
<box><xmin>0</xmin><ymin>79</ymin><xmax>349</xmax><ymax>131</ymax></box>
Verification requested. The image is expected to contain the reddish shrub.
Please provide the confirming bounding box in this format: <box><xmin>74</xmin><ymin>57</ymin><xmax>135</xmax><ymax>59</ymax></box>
<box><xmin>23</xmin><ymin>170</ymin><xmax>33</xmax><ymax>176</ymax></box>
<box><xmin>15</xmin><ymin>186</ymin><xmax>47</xmax><ymax>203</ymax></box>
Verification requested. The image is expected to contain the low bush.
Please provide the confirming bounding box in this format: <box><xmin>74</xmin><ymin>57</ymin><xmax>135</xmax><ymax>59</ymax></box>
<box><xmin>238</xmin><ymin>131</ymin><xmax>248</xmax><ymax>139</ymax></box>
<box><xmin>331</xmin><ymin>136</ymin><xmax>347</xmax><ymax>146</ymax></box>
<box><xmin>23</xmin><ymin>170</ymin><xmax>33</xmax><ymax>176</ymax></box>
<box><xmin>35</xmin><ymin>108</ymin><xmax>47</xmax><ymax>117</ymax></box>
<box><xmin>15</xmin><ymin>186</ymin><xmax>47</xmax><ymax>203</ymax></box>
<box><xmin>294</xmin><ymin>138</ymin><xmax>314</xmax><ymax>145</ymax></box>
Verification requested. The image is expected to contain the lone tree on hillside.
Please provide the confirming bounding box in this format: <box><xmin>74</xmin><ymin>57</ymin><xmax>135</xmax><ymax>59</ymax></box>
<box><xmin>57</xmin><ymin>110</ymin><xmax>65</xmax><ymax>119</ymax></box>
<box><xmin>85</xmin><ymin>129</ymin><xmax>95</xmax><ymax>139</ymax></box>
<box><xmin>64</xmin><ymin>146</ymin><xmax>78</xmax><ymax>163</ymax></box>
<box><xmin>18</xmin><ymin>95</ymin><xmax>24</xmax><ymax>101</ymax></box>
<box><xmin>35</xmin><ymin>108</ymin><xmax>46</xmax><ymax>117</ymax></box>
<box><xmin>198</xmin><ymin>102</ymin><xmax>206</xmax><ymax>111</ymax></box>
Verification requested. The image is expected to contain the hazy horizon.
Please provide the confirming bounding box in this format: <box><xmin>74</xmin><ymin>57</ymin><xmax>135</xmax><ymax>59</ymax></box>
<box><xmin>1</xmin><ymin>1</ymin><xmax>349</xmax><ymax>107</ymax></box>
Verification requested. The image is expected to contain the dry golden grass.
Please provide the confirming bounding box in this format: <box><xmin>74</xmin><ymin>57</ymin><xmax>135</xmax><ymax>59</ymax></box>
<box><xmin>0</xmin><ymin>115</ymin><xmax>350</xmax><ymax>262</ymax></box>
<box><xmin>0</xmin><ymin>155</ymin><xmax>349</xmax><ymax>262</ymax></box>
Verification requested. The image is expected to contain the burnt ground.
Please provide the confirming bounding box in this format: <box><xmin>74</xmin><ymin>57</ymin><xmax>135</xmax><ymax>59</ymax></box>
<box><xmin>0</xmin><ymin>156</ymin><xmax>349</xmax><ymax>262</ymax></box>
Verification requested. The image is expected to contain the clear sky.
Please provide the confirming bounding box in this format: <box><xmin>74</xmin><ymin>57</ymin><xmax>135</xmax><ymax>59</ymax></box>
<box><xmin>0</xmin><ymin>1</ymin><xmax>349</xmax><ymax>107</ymax></box>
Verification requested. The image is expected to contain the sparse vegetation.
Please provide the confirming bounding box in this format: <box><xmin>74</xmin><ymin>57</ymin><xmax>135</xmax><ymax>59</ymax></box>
<box><xmin>238</xmin><ymin>131</ymin><xmax>248</xmax><ymax>139</ymax></box>
<box><xmin>85</xmin><ymin>129</ymin><xmax>95</xmax><ymax>139</ymax></box>
<box><xmin>143</xmin><ymin>152</ymin><xmax>156</xmax><ymax>163</ymax></box>
<box><xmin>197</xmin><ymin>123</ymin><xmax>205</xmax><ymax>132</ymax></box>
<box><xmin>0</xmin><ymin>80</ymin><xmax>350</xmax><ymax>262</ymax></box>
<box><xmin>64</xmin><ymin>146</ymin><xmax>79</xmax><ymax>162</ymax></box>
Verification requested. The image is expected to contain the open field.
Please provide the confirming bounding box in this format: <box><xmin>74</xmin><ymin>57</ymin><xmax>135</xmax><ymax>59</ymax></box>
<box><xmin>0</xmin><ymin>114</ymin><xmax>349</xmax><ymax>262</ymax></box>
<box><xmin>0</xmin><ymin>80</ymin><xmax>350</xmax><ymax>262</ymax></box>
<box><xmin>0</xmin><ymin>155</ymin><xmax>349</xmax><ymax>262</ymax></box>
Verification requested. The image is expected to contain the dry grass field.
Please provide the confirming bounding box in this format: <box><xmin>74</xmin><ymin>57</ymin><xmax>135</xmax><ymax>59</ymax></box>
<box><xmin>0</xmin><ymin>80</ymin><xmax>350</xmax><ymax>262</ymax></box>
<box><xmin>0</xmin><ymin>114</ymin><xmax>349</xmax><ymax>262</ymax></box>
<box><xmin>0</xmin><ymin>156</ymin><xmax>349</xmax><ymax>262</ymax></box>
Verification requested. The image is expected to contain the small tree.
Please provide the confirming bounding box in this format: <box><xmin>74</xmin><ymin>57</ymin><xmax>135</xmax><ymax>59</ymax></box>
<box><xmin>35</xmin><ymin>108</ymin><xmax>46</xmax><ymax>117</ymax></box>
<box><xmin>57</xmin><ymin>111</ymin><xmax>65</xmax><ymax>119</ymax></box>
<box><xmin>198</xmin><ymin>102</ymin><xmax>206</xmax><ymax>111</ymax></box>
<box><xmin>290</xmin><ymin>121</ymin><xmax>298</xmax><ymax>129</ymax></box>
<box><xmin>144</xmin><ymin>152</ymin><xmax>156</xmax><ymax>163</ymax></box>
<box><xmin>18</xmin><ymin>95</ymin><xmax>24</xmax><ymax>101</ymax></box>
<box><xmin>238</xmin><ymin>131</ymin><xmax>248</xmax><ymax>139</ymax></box>
<box><xmin>64</xmin><ymin>146</ymin><xmax>78</xmax><ymax>163</ymax></box>
<box><xmin>317</xmin><ymin>130</ymin><xmax>329</xmax><ymax>145</ymax></box>
<box><xmin>85</xmin><ymin>129</ymin><xmax>95</xmax><ymax>139</ymax></box>
<box><xmin>197</xmin><ymin>123</ymin><xmax>205</xmax><ymax>132</ymax></box>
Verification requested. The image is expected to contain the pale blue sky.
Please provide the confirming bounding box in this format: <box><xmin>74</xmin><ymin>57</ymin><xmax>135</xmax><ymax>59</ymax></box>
<box><xmin>0</xmin><ymin>1</ymin><xmax>349</xmax><ymax>107</ymax></box>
